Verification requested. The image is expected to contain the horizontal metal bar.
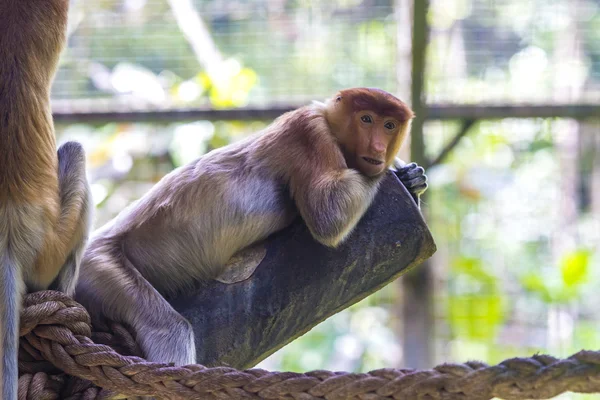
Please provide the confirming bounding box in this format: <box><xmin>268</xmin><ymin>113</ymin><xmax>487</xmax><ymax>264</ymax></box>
<box><xmin>52</xmin><ymin>105</ymin><xmax>296</xmax><ymax>124</ymax></box>
<box><xmin>425</xmin><ymin>104</ymin><xmax>600</xmax><ymax>120</ymax></box>
<box><xmin>51</xmin><ymin>103</ymin><xmax>600</xmax><ymax>124</ymax></box>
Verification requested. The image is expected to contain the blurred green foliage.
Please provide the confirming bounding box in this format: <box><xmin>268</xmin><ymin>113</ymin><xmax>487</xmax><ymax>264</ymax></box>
<box><xmin>448</xmin><ymin>256</ymin><xmax>506</xmax><ymax>341</ymax></box>
<box><xmin>521</xmin><ymin>249</ymin><xmax>592</xmax><ymax>303</ymax></box>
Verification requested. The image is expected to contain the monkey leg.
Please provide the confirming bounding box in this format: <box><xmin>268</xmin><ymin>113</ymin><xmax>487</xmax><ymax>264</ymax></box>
<box><xmin>48</xmin><ymin>141</ymin><xmax>93</xmax><ymax>295</ymax></box>
<box><xmin>120</xmin><ymin>257</ymin><xmax>197</xmax><ymax>366</ymax></box>
<box><xmin>76</xmin><ymin>246</ymin><xmax>197</xmax><ymax>366</ymax></box>
<box><xmin>215</xmin><ymin>242</ymin><xmax>267</xmax><ymax>284</ymax></box>
<box><xmin>393</xmin><ymin>158</ymin><xmax>428</xmax><ymax>206</ymax></box>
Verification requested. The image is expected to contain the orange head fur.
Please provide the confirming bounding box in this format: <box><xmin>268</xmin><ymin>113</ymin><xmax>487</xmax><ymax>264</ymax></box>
<box><xmin>323</xmin><ymin>88</ymin><xmax>414</xmax><ymax>177</ymax></box>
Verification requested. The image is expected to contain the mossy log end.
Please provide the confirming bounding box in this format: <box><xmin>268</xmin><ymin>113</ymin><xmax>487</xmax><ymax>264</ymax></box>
<box><xmin>169</xmin><ymin>171</ymin><xmax>437</xmax><ymax>369</ymax></box>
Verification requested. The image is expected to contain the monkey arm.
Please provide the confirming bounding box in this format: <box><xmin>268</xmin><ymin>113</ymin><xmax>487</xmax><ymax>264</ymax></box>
<box><xmin>36</xmin><ymin>142</ymin><xmax>93</xmax><ymax>294</ymax></box>
<box><xmin>284</xmin><ymin>117</ymin><xmax>383</xmax><ymax>248</ymax></box>
<box><xmin>292</xmin><ymin>169</ymin><xmax>381</xmax><ymax>248</ymax></box>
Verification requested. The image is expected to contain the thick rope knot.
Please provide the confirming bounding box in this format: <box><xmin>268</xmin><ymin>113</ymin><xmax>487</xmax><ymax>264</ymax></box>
<box><xmin>20</xmin><ymin>291</ymin><xmax>92</xmax><ymax>337</ymax></box>
<box><xmin>17</xmin><ymin>291</ymin><xmax>600</xmax><ymax>399</ymax></box>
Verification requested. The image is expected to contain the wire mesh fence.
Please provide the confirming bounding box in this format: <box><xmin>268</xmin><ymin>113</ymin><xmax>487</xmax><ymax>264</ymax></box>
<box><xmin>53</xmin><ymin>0</ymin><xmax>600</xmax><ymax>113</ymax></box>
<box><xmin>427</xmin><ymin>0</ymin><xmax>600</xmax><ymax>105</ymax></box>
<box><xmin>53</xmin><ymin>0</ymin><xmax>405</xmax><ymax>112</ymax></box>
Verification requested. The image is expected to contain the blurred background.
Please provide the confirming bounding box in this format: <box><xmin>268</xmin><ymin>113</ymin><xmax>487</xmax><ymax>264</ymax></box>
<box><xmin>54</xmin><ymin>0</ymin><xmax>600</xmax><ymax>397</ymax></box>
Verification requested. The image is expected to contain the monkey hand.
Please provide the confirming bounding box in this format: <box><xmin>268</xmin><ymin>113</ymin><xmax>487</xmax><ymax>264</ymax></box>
<box><xmin>392</xmin><ymin>158</ymin><xmax>427</xmax><ymax>206</ymax></box>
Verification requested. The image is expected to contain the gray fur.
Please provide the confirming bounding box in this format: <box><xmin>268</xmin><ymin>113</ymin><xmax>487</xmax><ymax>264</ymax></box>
<box><xmin>77</xmin><ymin>137</ymin><xmax>298</xmax><ymax>365</ymax></box>
<box><xmin>76</xmin><ymin>108</ymin><xmax>385</xmax><ymax>366</ymax></box>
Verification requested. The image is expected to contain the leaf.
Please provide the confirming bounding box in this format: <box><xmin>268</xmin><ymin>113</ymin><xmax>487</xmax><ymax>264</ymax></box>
<box><xmin>448</xmin><ymin>294</ymin><xmax>506</xmax><ymax>341</ymax></box>
<box><xmin>451</xmin><ymin>256</ymin><xmax>496</xmax><ymax>286</ymax></box>
<box><xmin>560</xmin><ymin>249</ymin><xmax>591</xmax><ymax>287</ymax></box>
<box><xmin>520</xmin><ymin>273</ymin><xmax>552</xmax><ymax>303</ymax></box>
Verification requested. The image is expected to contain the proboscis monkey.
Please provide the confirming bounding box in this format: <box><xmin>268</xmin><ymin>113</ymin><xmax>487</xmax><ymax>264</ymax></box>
<box><xmin>0</xmin><ymin>1</ymin><xmax>93</xmax><ymax>398</ymax></box>
<box><xmin>76</xmin><ymin>88</ymin><xmax>427</xmax><ymax>366</ymax></box>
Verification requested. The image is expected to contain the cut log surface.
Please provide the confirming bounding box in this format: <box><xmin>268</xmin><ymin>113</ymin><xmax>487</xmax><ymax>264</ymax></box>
<box><xmin>170</xmin><ymin>171</ymin><xmax>437</xmax><ymax>369</ymax></box>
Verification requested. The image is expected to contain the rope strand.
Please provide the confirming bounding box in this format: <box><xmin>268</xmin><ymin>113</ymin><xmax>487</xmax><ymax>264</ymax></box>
<box><xmin>18</xmin><ymin>291</ymin><xmax>600</xmax><ymax>400</ymax></box>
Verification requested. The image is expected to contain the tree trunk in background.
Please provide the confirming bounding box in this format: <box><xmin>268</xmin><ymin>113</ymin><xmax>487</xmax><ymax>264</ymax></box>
<box><xmin>427</xmin><ymin>0</ymin><xmax>469</xmax><ymax>366</ymax></box>
<box><xmin>549</xmin><ymin>0</ymin><xmax>586</xmax><ymax>355</ymax></box>
<box><xmin>392</xmin><ymin>0</ymin><xmax>412</xmax><ymax>369</ymax></box>
<box><xmin>396</xmin><ymin>0</ymin><xmax>471</xmax><ymax>369</ymax></box>
<box><xmin>580</xmin><ymin>122</ymin><xmax>600</xmax><ymax>238</ymax></box>
<box><xmin>396</xmin><ymin>0</ymin><xmax>434</xmax><ymax>370</ymax></box>
<box><xmin>588</xmin><ymin>126</ymin><xmax>600</xmax><ymax>216</ymax></box>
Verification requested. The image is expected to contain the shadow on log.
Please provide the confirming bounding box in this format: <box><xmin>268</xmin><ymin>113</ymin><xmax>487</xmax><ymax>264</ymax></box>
<box><xmin>170</xmin><ymin>171</ymin><xmax>436</xmax><ymax>369</ymax></box>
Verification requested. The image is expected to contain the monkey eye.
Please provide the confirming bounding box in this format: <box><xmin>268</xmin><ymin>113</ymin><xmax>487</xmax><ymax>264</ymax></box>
<box><xmin>384</xmin><ymin>121</ymin><xmax>396</xmax><ymax>130</ymax></box>
<box><xmin>336</xmin><ymin>96</ymin><xmax>342</xmax><ymax>102</ymax></box>
<box><xmin>360</xmin><ymin>115</ymin><xmax>373</xmax><ymax>123</ymax></box>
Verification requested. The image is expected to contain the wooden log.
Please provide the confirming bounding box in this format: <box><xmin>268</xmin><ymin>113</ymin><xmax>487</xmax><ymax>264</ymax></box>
<box><xmin>169</xmin><ymin>171</ymin><xmax>437</xmax><ymax>369</ymax></box>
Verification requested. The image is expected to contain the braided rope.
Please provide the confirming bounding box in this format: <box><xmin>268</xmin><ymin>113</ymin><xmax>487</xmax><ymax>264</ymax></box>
<box><xmin>17</xmin><ymin>291</ymin><xmax>600</xmax><ymax>400</ymax></box>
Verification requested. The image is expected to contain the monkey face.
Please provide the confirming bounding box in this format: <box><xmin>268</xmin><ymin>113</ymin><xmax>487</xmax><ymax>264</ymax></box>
<box><xmin>325</xmin><ymin>88</ymin><xmax>414</xmax><ymax>178</ymax></box>
<box><xmin>352</xmin><ymin>111</ymin><xmax>400</xmax><ymax>177</ymax></box>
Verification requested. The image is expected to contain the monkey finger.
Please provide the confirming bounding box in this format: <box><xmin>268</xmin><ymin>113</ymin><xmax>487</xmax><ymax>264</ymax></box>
<box><xmin>396</xmin><ymin>162</ymin><xmax>420</xmax><ymax>176</ymax></box>
<box><xmin>398</xmin><ymin>167</ymin><xmax>426</xmax><ymax>183</ymax></box>
<box><xmin>400</xmin><ymin>163</ymin><xmax>425</xmax><ymax>173</ymax></box>
<box><xmin>402</xmin><ymin>175</ymin><xmax>427</xmax><ymax>189</ymax></box>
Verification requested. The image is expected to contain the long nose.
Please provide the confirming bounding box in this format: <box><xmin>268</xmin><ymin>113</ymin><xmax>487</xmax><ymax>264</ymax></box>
<box><xmin>370</xmin><ymin>135</ymin><xmax>386</xmax><ymax>155</ymax></box>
